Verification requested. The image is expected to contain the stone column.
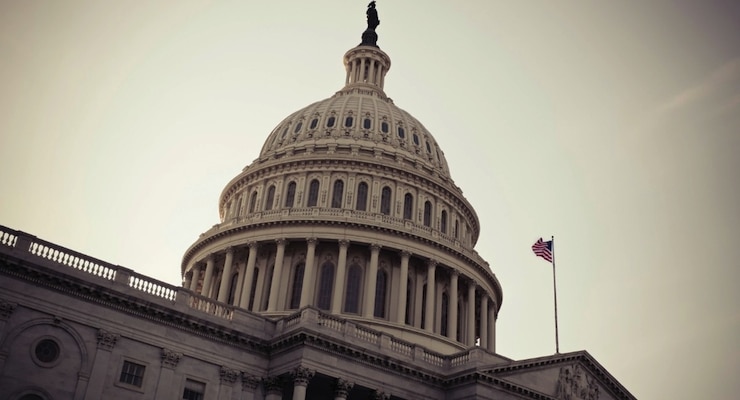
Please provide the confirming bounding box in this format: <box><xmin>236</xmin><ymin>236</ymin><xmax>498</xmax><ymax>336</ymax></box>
<box><xmin>218</xmin><ymin>247</ymin><xmax>235</xmax><ymax>303</ymax></box>
<box><xmin>424</xmin><ymin>259</ymin><xmax>437</xmax><ymax>333</ymax></box>
<box><xmin>299</xmin><ymin>238</ymin><xmax>318</xmax><ymax>308</ymax></box>
<box><xmin>240</xmin><ymin>374</ymin><xmax>260</xmax><ymax>400</ymax></box>
<box><xmin>467</xmin><ymin>282</ymin><xmax>476</xmax><ymax>346</ymax></box>
<box><xmin>331</xmin><ymin>240</ymin><xmax>350</xmax><ymax>313</ymax></box>
<box><xmin>333</xmin><ymin>378</ymin><xmax>354</xmax><ymax>400</ymax></box>
<box><xmin>201</xmin><ymin>255</ymin><xmax>216</xmax><ymax>297</ymax></box>
<box><xmin>83</xmin><ymin>329</ymin><xmax>119</xmax><ymax>400</ymax></box>
<box><xmin>154</xmin><ymin>348</ymin><xmax>182</xmax><ymax>398</ymax></box>
<box><xmin>488</xmin><ymin>304</ymin><xmax>496</xmax><ymax>353</ymax></box>
<box><xmin>218</xmin><ymin>366</ymin><xmax>240</xmax><ymax>400</ymax></box>
<box><xmin>480</xmin><ymin>294</ymin><xmax>489</xmax><ymax>349</ymax></box>
<box><xmin>363</xmin><ymin>244</ymin><xmax>381</xmax><ymax>317</ymax></box>
<box><xmin>267</xmin><ymin>239</ymin><xmax>287</xmax><ymax>312</ymax></box>
<box><xmin>239</xmin><ymin>242</ymin><xmax>259</xmax><ymax>310</ymax></box>
<box><xmin>233</xmin><ymin>257</ymin><xmax>246</xmax><ymax>307</ymax></box>
<box><xmin>396</xmin><ymin>250</ymin><xmax>410</xmax><ymax>324</ymax></box>
<box><xmin>183</xmin><ymin>271</ymin><xmax>192</xmax><ymax>289</ymax></box>
<box><xmin>291</xmin><ymin>366</ymin><xmax>315</xmax><ymax>400</ymax></box>
<box><xmin>263</xmin><ymin>376</ymin><xmax>283</xmax><ymax>400</ymax></box>
<box><xmin>449</xmin><ymin>269</ymin><xmax>459</xmax><ymax>341</ymax></box>
<box><xmin>189</xmin><ymin>264</ymin><xmax>201</xmax><ymax>292</ymax></box>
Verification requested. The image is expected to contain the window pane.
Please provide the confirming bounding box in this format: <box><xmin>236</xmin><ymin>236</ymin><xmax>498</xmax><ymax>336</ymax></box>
<box><xmin>317</xmin><ymin>262</ymin><xmax>334</xmax><ymax>310</ymax></box>
<box><xmin>331</xmin><ymin>180</ymin><xmax>344</xmax><ymax>208</ymax></box>
<box><xmin>380</xmin><ymin>186</ymin><xmax>392</xmax><ymax>215</ymax></box>
<box><xmin>289</xmin><ymin>263</ymin><xmax>305</xmax><ymax>309</ymax></box>
<box><xmin>285</xmin><ymin>182</ymin><xmax>296</xmax><ymax>208</ymax></box>
<box><xmin>344</xmin><ymin>264</ymin><xmax>362</xmax><ymax>313</ymax></box>
<box><xmin>308</xmin><ymin>180</ymin><xmax>320</xmax><ymax>207</ymax></box>
<box><xmin>356</xmin><ymin>182</ymin><xmax>368</xmax><ymax>211</ymax></box>
<box><xmin>120</xmin><ymin>361</ymin><xmax>145</xmax><ymax>387</ymax></box>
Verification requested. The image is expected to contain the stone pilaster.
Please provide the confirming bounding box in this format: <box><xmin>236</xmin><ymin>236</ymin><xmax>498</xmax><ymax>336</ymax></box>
<box><xmin>154</xmin><ymin>348</ymin><xmax>182</xmax><ymax>398</ymax></box>
<box><xmin>84</xmin><ymin>329</ymin><xmax>120</xmax><ymax>400</ymax></box>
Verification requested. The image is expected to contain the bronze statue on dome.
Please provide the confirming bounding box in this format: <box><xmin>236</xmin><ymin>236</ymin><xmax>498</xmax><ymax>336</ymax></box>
<box><xmin>367</xmin><ymin>1</ymin><xmax>380</xmax><ymax>30</ymax></box>
<box><xmin>361</xmin><ymin>1</ymin><xmax>380</xmax><ymax>47</ymax></box>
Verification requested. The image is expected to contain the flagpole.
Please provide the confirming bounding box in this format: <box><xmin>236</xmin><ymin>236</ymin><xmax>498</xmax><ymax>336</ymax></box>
<box><xmin>551</xmin><ymin>235</ymin><xmax>560</xmax><ymax>354</ymax></box>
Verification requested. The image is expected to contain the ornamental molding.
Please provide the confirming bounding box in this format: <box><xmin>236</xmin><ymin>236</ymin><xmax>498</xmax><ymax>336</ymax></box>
<box><xmin>0</xmin><ymin>298</ymin><xmax>17</xmax><ymax>319</ymax></box>
<box><xmin>263</xmin><ymin>376</ymin><xmax>284</xmax><ymax>394</ymax></box>
<box><xmin>161</xmin><ymin>348</ymin><xmax>182</xmax><ymax>368</ymax></box>
<box><xmin>97</xmin><ymin>329</ymin><xmax>119</xmax><ymax>350</ymax></box>
<box><xmin>241</xmin><ymin>373</ymin><xmax>261</xmax><ymax>391</ymax></box>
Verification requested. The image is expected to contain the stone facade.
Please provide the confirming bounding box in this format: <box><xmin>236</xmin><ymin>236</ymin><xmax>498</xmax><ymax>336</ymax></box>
<box><xmin>0</xmin><ymin>7</ymin><xmax>635</xmax><ymax>400</ymax></box>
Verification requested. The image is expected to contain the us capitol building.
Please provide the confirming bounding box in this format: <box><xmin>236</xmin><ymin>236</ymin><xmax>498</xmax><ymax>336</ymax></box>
<box><xmin>0</xmin><ymin>4</ymin><xmax>635</xmax><ymax>400</ymax></box>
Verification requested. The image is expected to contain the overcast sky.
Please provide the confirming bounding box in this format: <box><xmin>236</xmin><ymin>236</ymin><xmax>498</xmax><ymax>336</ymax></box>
<box><xmin>1</xmin><ymin>1</ymin><xmax>739</xmax><ymax>398</ymax></box>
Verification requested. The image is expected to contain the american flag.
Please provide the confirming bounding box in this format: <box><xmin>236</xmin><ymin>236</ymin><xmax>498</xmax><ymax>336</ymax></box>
<box><xmin>532</xmin><ymin>238</ymin><xmax>553</xmax><ymax>262</ymax></box>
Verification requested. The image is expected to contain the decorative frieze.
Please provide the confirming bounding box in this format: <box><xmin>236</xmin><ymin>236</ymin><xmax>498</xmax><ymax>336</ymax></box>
<box><xmin>556</xmin><ymin>364</ymin><xmax>600</xmax><ymax>400</ymax></box>
<box><xmin>160</xmin><ymin>348</ymin><xmax>182</xmax><ymax>368</ymax></box>
<box><xmin>96</xmin><ymin>329</ymin><xmax>119</xmax><ymax>350</ymax></box>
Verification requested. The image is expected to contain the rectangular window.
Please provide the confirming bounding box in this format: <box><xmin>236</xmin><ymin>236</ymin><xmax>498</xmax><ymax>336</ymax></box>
<box><xmin>119</xmin><ymin>360</ymin><xmax>145</xmax><ymax>387</ymax></box>
<box><xmin>183</xmin><ymin>379</ymin><xmax>206</xmax><ymax>400</ymax></box>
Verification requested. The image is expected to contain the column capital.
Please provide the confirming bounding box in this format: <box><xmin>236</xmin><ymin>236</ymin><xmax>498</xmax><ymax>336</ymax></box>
<box><xmin>427</xmin><ymin>258</ymin><xmax>438</xmax><ymax>267</ymax></box>
<box><xmin>241</xmin><ymin>373</ymin><xmax>260</xmax><ymax>391</ymax></box>
<box><xmin>160</xmin><ymin>348</ymin><xmax>182</xmax><ymax>369</ymax></box>
<box><xmin>400</xmin><ymin>249</ymin><xmax>411</xmax><ymax>258</ymax></box>
<box><xmin>370</xmin><ymin>243</ymin><xmax>382</xmax><ymax>252</ymax></box>
<box><xmin>96</xmin><ymin>329</ymin><xmax>119</xmax><ymax>350</ymax></box>
<box><xmin>450</xmin><ymin>267</ymin><xmax>460</xmax><ymax>276</ymax></box>
<box><xmin>247</xmin><ymin>241</ymin><xmax>259</xmax><ymax>250</ymax></box>
<box><xmin>291</xmin><ymin>366</ymin><xmax>315</xmax><ymax>386</ymax></box>
<box><xmin>275</xmin><ymin>238</ymin><xmax>287</xmax><ymax>247</ymax></box>
<box><xmin>334</xmin><ymin>378</ymin><xmax>355</xmax><ymax>399</ymax></box>
<box><xmin>373</xmin><ymin>390</ymin><xmax>391</xmax><ymax>400</ymax></box>
<box><xmin>307</xmin><ymin>237</ymin><xmax>318</xmax><ymax>246</ymax></box>
<box><xmin>220</xmin><ymin>366</ymin><xmax>240</xmax><ymax>384</ymax></box>
<box><xmin>206</xmin><ymin>253</ymin><xmax>215</xmax><ymax>262</ymax></box>
<box><xmin>263</xmin><ymin>376</ymin><xmax>284</xmax><ymax>395</ymax></box>
<box><xmin>338</xmin><ymin>239</ymin><xmax>350</xmax><ymax>249</ymax></box>
<box><xmin>225</xmin><ymin>246</ymin><xmax>234</xmax><ymax>254</ymax></box>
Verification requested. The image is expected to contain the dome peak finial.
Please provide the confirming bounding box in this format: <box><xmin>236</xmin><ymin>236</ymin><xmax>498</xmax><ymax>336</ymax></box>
<box><xmin>361</xmin><ymin>1</ymin><xmax>380</xmax><ymax>47</ymax></box>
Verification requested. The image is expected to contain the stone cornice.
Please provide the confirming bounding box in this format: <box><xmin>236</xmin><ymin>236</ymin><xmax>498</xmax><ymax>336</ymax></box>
<box><xmin>0</xmin><ymin>254</ymin><xmax>270</xmax><ymax>356</ymax></box>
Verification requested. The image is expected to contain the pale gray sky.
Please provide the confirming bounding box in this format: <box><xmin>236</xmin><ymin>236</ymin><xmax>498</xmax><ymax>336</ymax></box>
<box><xmin>1</xmin><ymin>1</ymin><xmax>739</xmax><ymax>398</ymax></box>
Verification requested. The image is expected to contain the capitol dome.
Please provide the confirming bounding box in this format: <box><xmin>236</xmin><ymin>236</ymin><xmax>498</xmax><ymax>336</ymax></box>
<box><xmin>181</xmin><ymin>14</ymin><xmax>502</xmax><ymax>355</ymax></box>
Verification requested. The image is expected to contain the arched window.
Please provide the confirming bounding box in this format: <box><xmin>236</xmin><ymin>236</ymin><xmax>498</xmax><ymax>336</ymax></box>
<box><xmin>423</xmin><ymin>201</ymin><xmax>432</xmax><ymax>227</ymax></box>
<box><xmin>294</xmin><ymin>121</ymin><xmax>302</xmax><ymax>134</ymax></box>
<box><xmin>374</xmin><ymin>269</ymin><xmax>388</xmax><ymax>318</ymax></box>
<box><xmin>441</xmin><ymin>292</ymin><xmax>449</xmax><ymax>337</ymax></box>
<box><xmin>403</xmin><ymin>193</ymin><xmax>414</xmax><ymax>220</ymax></box>
<box><xmin>289</xmin><ymin>263</ymin><xmax>305</xmax><ymax>309</ymax></box>
<box><xmin>344</xmin><ymin>264</ymin><xmax>362</xmax><ymax>313</ymax></box>
<box><xmin>381</xmin><ymin>121</ymin><xmax>389</xmax><ymax>133</ymax></box>
<box><xmin>310</xmin><ymin>118</ymin><xmax>319</xmax><ymax>129</ymax></box>
<box><xmin>331</xmin><ymin>180</ymin><xmax>344</xmax><ymax>208</ymax></box>
<box><xmin>248</xmin><ymin>267</ymin><xmax>259</xmax><ymax>311</ymax></box>
<box><xmin>356</xmin><ymin>182</ymin><xmax>368</xmax><ymax>211</ymax></box>
<box><xmin>317</xmin><ymin>261</ymin><xmax>335</xmax><ymax>310</ymax></box>
<box><xmin>249</xmin><ymin>191</ymin><xmax>258</xmax><ymax>213</ymax></box>
<box><xmin>307</xmin><ymin>179</ymin><xmax>320</xmax><ymax>207</ymax></box>
<box><xmin>227</xmin><ymin>273</ymin><xmax>238</xmax><ymax>305</ymax></box>
<box><xmin>235</xmin><ymin>197</ymin><xmax>242</xmax><ymax>217</ymax></box>
<box><xmin>441</xmin><ymin>210</ymin><xmax>448</xmax><ymax>234</ymax></box>
<box><xmin>327</xmin><ymin>116</ymin><xmax>336</xmax><ymax>128</ymax></box>
<box><xmin>454</xmin><ymin>220</ymin><xmax>460</xmax><ymax>239</ymax></box>
<box><xmin>265</xmin><ymin>185</ymin><xmax>276</xmax><ymax>211</ymax></box>
<box><xmin>413</xmin><ymin>133</ymin><xmax>420</xmax><ymax>145</ymax></box>
<box><xmin>285</xmin><ymin>181</ymin><xmax>296</xmax><ymax>208</ymax></box>
<box><xmin>380</xmin><ymin>186</ymin><xmax>392</xmax><ymax>215</ymax></box>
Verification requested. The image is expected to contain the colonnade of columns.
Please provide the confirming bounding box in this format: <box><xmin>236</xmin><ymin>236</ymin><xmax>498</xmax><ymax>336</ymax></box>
<box><xmin>259</xmin><ymin>366</ymin><xmax>388</xmax><ymax>400</ymax></box>
<box><xmin>184</xmin><ymin>238</ymin><xmax>497</xmax><ymax>351</ymax></box>
<box><xmin>345</xmin><ymin>54</ymin><xmax>387</xmax><ymax>88</ymax></box>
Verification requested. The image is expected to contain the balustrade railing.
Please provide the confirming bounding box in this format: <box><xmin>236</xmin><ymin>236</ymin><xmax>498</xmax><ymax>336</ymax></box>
<box><xmin>189</xmin><ymin>294</ymin><xmax>234</xmax><ymax>320</ymax></box>
<box><xmin>128</xmin><ymin>273</ymin><xmax>177</xmax><ymax>301</ymax></box>
<box><xmin>0</xmin><ymin>227</ymin><xmax>18</xmax><ymax>248</ymax></box>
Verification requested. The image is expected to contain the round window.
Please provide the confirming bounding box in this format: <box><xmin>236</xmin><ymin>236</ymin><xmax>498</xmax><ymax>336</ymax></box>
<box><xmin>31</xmin><ymin>337</ymin><xmax>61</xmax><ymax>367</ymax></box>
